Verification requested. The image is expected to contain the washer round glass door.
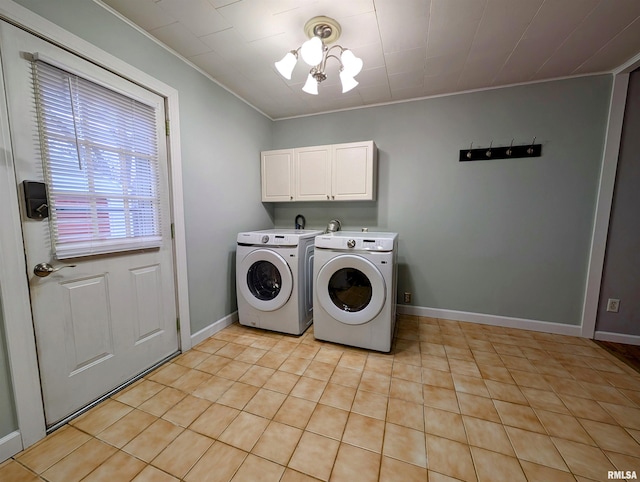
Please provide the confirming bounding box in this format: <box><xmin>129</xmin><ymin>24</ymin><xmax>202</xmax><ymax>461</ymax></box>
<box><xmin>239</xmin><ymin>249</ymin><xmax>293</xmax><ymax>311</ymax></box>
<box><xmin>316</xmin><ymin>254</ymin><xmax>386</xmax><ymax>325</ymax></box>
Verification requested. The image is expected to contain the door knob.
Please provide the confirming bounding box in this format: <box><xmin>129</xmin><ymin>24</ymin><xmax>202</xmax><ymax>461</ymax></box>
<box><xmin>33</xmin><ymin>262</ymin><xmax>76</xmax><ymax>277</ymax></box>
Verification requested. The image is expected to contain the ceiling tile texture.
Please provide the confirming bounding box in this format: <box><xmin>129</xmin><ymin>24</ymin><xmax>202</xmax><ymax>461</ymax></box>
<box><xmin>101</xmin><ymin>0</ymin><xmax>640</xmax><ymax>119</ymax></box>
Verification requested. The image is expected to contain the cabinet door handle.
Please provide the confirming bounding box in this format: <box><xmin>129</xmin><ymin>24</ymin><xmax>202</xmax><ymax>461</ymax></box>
<box><xmin>290</xmin><ymin>196</ymin><xmax>293</xmax><ymax>200</ymax></box>
<box><xmin>326</xmin><ymin>195</ymin><xmax>329</xmax><ymax>200</ymax></box>
<box><xmin>332</xmin><ymin>195</ymin><xmax>335</xmax><ymax>200</ymax></box>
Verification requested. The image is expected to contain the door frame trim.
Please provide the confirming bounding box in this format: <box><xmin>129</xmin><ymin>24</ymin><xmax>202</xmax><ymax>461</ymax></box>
<box><xmin>580</xmin><ymin>73</ymin><xmax>629</xmax><ymax>338</ymax></box>
<box><xmin>0</xmin><ymin>0</ymin><xmax>191</xmax><ymax>452</ymax></box>
<box><xmin>580</xmin><ymin>53</ymin><xmax>640</xmax><ymax>339</ymax></box>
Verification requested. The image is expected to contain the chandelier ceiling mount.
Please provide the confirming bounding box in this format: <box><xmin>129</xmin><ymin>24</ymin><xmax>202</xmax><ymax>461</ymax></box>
<box><xmin>304</xmin><ymin>16</ymin><xmax>341</xmax><ymax>44</ymax></box>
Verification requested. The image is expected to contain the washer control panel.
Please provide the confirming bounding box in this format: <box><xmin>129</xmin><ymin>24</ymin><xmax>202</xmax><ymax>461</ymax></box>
<box><xmin>237</xmin><ymin>229</ymin><xmax>324</xmax><ymax>247</ymax></box>
<box><xmin>238</xmin><ymin>232</ymin><xmax>297</xmax><ymax>246</ymax></box>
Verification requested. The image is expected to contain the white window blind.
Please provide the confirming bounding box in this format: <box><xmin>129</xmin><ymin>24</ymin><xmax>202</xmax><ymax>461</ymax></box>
<box><xmin>33</xmin><ymin>59</ymin><xmax>163</xmax><ymax>259</ymax></box>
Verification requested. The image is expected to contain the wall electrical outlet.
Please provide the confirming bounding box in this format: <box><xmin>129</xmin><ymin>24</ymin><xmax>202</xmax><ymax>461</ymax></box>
<box><xmin>606</xmin><ymin>298</ymin><xmax>620</xmax><ymax>313</ymax></box>
<box><xmin>403</xmin><ymin>292</ymin><xmax>412</xmax><ymax>304</ymax></box>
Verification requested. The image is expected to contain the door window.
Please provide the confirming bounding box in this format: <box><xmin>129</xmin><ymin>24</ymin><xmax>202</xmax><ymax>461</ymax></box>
<box><xmin>328</xmin><ymin>267</ymin><xmax>372</xmax><ymax>312</ymax></box>
<box><xmin>247</xmin><ymin>261</ymin><xmax>282</xmax><ymax>301</ymax></box>
<box><xmin>33</xmin><ymin>59</ymin><xmax>162</xmax><ymax>259</ymax></box>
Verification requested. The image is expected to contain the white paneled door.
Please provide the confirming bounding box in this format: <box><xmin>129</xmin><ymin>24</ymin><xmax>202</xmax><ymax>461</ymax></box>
<box><xmin>0</xmin><ymin>23</ymin><xmax>179</xmax><ymax>426</ymax></box>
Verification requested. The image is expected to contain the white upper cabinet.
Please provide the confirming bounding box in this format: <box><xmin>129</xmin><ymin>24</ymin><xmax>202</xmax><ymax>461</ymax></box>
<box><xmin>295</xmin><ymin>145</ymin><xmax>332</xmax><ymax>201</ymax></box>
<box><xmin>261</xmin><ymin>149</ymin><xmax>294</xmax><ymax>202</ymax></box>
<box><xmin>261</xmin><ymin>141</ymin><xmax>377</xmax><ymax>202</ymax></box>
<box><xmin>332</xmin><ymin>141</ymin><xmax>376</xmax><ymax>201</ymax></box>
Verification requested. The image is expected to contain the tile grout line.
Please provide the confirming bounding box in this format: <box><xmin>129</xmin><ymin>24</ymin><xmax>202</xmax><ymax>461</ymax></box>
<box><xmin>5</xmin><ymin>316</ymin><xmax>640</xmax><ymax>481</ymax></box>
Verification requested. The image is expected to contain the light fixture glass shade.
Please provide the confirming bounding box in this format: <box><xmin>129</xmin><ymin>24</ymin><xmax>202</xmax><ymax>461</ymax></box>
<box><xmin>340</xmin><ymin>71</ymin><xmax>358</xmax><ymax>93</ymax></box>
<box><xmin>300</xmin><ymin>36</ymin><xmax>323</xmax><ymax>66</ymax></box>
<box><xmin>302</xmin><ymin>74</ymin><xmax>319</xmax><ymax>95</ymax></box>
<box><xmin>275</xmin><ymin>51</ymin><xmax>297</xmax><ymax>79</ymax></box>
<box><xmin>341</xmin><ymin>49</ymin><xmax>363</xmax><ymax>77</ymax></box>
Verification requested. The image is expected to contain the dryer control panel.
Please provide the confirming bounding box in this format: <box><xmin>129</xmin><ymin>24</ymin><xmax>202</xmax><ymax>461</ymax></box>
<box><xmin>315</xmin><ymin>231</ymin><xmax>397</xmax><ymax>252</ymax></box>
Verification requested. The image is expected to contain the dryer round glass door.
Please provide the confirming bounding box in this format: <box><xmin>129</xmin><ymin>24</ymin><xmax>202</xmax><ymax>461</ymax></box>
<box><xmin>239</xmin><ymin>249</ymin><xmax>293</xmax><ymax>311</ymax></box>
<box><xmin>316</xmin><ymin>254</ymin><xmax>386</xmax><ymax>325</ymax></box>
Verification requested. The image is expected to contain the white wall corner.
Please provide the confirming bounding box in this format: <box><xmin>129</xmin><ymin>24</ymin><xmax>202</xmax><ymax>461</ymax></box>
<box><xmin>190</xmin><ymin>311</ymin><xmax>239</xmax><ymax>347</ymax></box>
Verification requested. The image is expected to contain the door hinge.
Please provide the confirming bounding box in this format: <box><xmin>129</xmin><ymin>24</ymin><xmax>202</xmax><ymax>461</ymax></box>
<box><xmin>165</xmin><ymin>119</ymin><xmax>170</xmax><ymax>136</ymax></box>
<box><xmin>171</xmin><ymin>223</ymin><xmax>175</xmax><ymax>239</ymax></box>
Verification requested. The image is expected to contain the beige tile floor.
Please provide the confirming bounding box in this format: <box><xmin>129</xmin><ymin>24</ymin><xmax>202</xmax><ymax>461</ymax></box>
<box><xmin>2</xmin><ymin>315</ymin><xmax>640</xmax><ymax>481</ymax></box>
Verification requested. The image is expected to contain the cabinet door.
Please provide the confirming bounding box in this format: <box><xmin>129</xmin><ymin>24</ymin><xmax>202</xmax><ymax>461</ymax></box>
<box><xmin>295</xmin><ymin>145</ymin><xmax>332</xmax><ymax>201</ymax></box>
<box><xmin>261</xmin><ymin>149</ymin><xmax>294</xmax><ymax>202</ymax></box>
<box><xmin>332</xmin><ymin>141</ymin><xmax>377</xmax><ymax>201</ymax></box>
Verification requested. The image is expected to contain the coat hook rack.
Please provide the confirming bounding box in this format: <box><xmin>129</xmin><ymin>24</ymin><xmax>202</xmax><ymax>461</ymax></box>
<box><xmin>459</xmin><ymin>138</ymin><xmax>541</xmax><ymax>162</ymax></box>
<box><xmin>506</xmin><ymin>139</ymin><xmax>514</xmax><ymax>157</ymax></box>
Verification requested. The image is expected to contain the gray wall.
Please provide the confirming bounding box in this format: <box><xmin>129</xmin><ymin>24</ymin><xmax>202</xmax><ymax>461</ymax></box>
<box><xmin>596</xmin><ymin>69</ymin><xmax>640</xmax><ymax>336</ymax></box>
<box><xmin>273</xmin><ymin>76</ymin><xmax>612</xmax><ymax>325</ymax></box>
<box><xmin>12</xmin><ymin>0</ymin><xmax>274</xmax><ymax>333</ymax></box>
<box><xmin>0</xmin><ymin>294</ymin><xmax>18</xmax><ymax>436</ymax></box>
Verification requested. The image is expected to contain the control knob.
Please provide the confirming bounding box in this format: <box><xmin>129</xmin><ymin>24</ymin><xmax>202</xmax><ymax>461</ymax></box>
<box><xmin>261</xmin><ymin>235</ymin><xmax>269</xmax><ymax>243</ymax></box>
<box><xmin>347</xmin><ymin>239</ymin><xmax>356</xmax><ymax>248</ymax></box>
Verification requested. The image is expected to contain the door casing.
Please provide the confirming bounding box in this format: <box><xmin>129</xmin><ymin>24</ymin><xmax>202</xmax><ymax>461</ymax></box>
<box><xmin>0</xmin><ymin>1</ymin><xmax>191</xmax><ymax>454</ymax></box>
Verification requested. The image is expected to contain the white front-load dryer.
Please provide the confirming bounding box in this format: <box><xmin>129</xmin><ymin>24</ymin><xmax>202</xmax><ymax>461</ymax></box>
<box><xmin>313</xmin><ymin>232</ymin><xmax>398</xmax><ymax>352</ymax></box>
<box><xmin>236</xmin><ymin>229</ymin><xmax>322</xmax><ymax>335</ymax></box>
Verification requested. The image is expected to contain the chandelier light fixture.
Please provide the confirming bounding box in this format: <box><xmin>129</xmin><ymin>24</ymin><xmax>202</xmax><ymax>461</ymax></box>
<box><xmin>275</xmin><ymin>16</ymin><xmax>363</xmax><ymax>95</ymax></box>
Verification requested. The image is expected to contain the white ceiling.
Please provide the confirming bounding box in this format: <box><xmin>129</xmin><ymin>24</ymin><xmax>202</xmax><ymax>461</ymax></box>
<box><xmin>100</xmin><ymin>0</ymin><xmax>640</xmax><ymax>120</ymax></box>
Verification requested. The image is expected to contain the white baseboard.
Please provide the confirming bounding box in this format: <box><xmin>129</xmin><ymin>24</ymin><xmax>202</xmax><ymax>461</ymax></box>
<box><xmin>190</xmin><ymin>307</ymin><xmax>587</xmax><ymax>348</ymax></box>
<box><xmin>397</xmin><ymin>305</ymin><xmax>583</xmax><ymax>337</ymax></box>
<box><xmin>594</xmin><ymin>331</ymin><xmax>640</xmax><ymax>346</ymax></box>
<box><xmin>190</xmin><ymin>311</ymin><xmax>239</xmax><ymax>347</ymax></box>
<box><xmin>0</xmin><ymin>431</ymin><xmax>22</xmax><ymax>464</ymax></box>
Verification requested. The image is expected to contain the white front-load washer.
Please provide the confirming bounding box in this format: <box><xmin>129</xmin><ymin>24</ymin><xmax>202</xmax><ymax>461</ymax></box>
<box><xmin>236</xmin><ymin>229</ymin><xmax>323</xmax><ymax>335</ymax></box>
<box><xmin>313</xmin><ymin>231</ymin><xmax>398</xmax><ymax>352</ymax></box>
